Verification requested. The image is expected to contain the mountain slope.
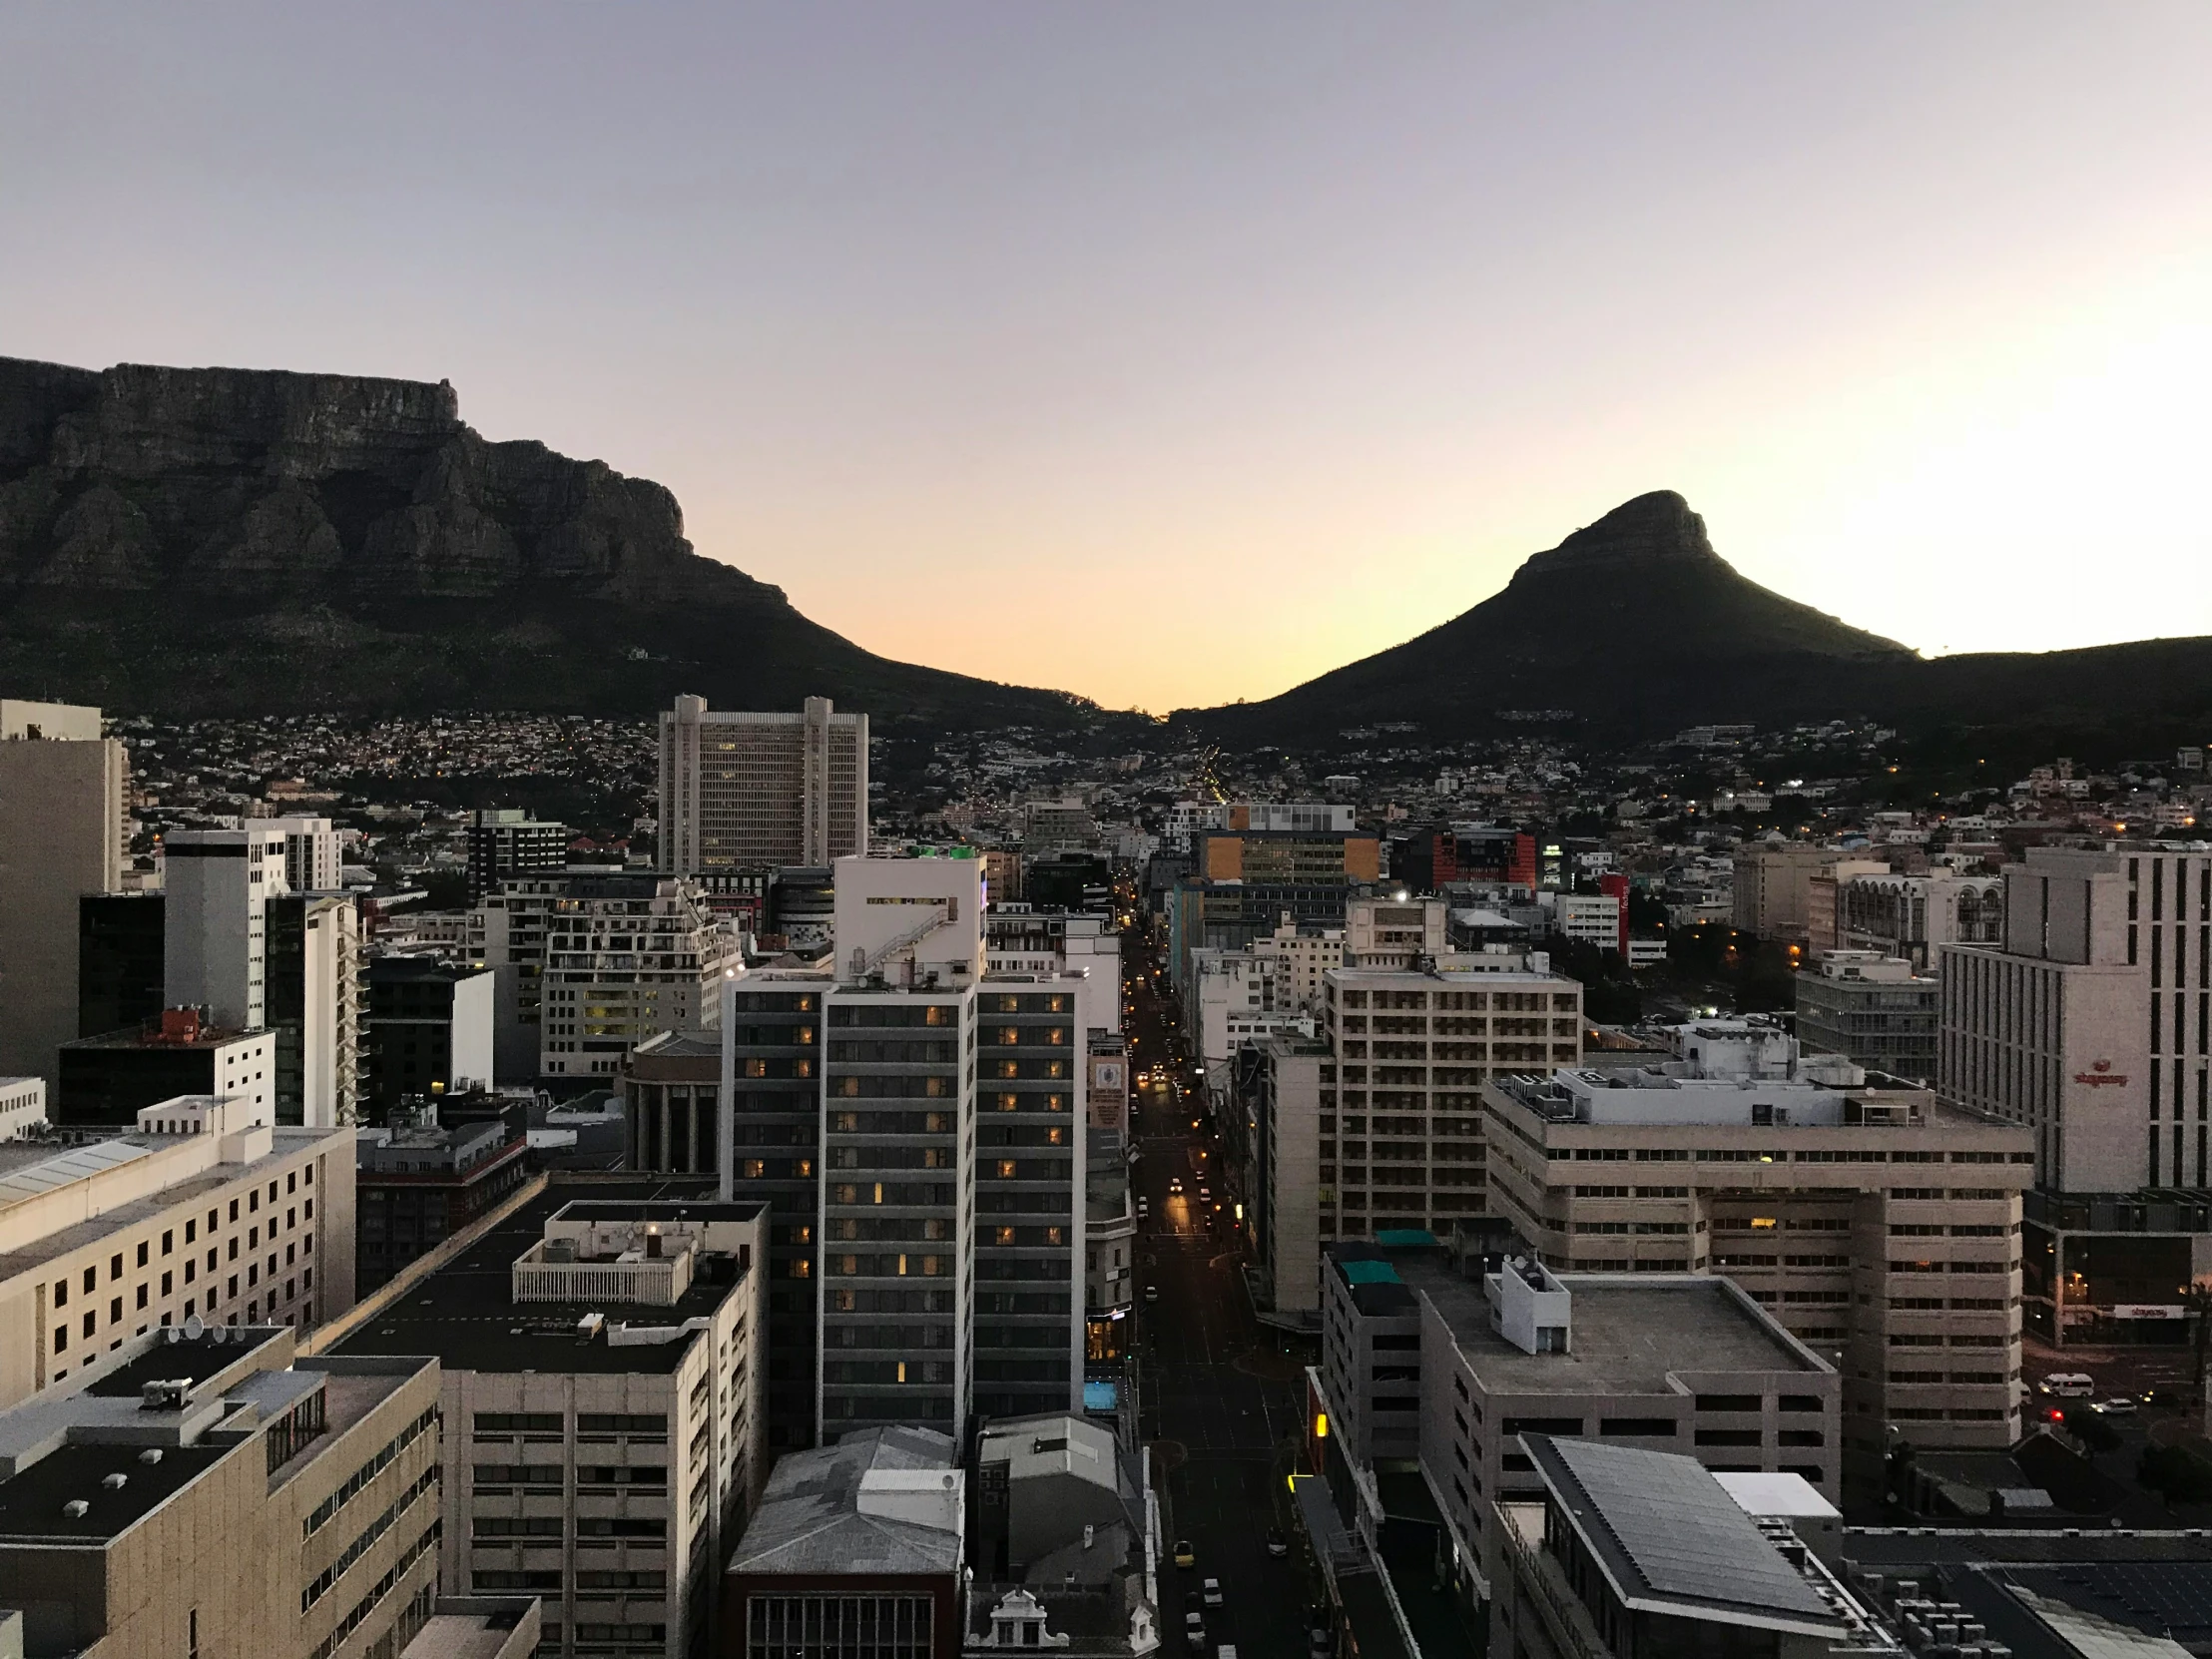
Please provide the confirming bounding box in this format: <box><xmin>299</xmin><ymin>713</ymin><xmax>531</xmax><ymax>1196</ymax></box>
<box><xmin>0</xmin><ymin>355</ymin><xmax>1092</xmax><ymax>726</ymax></box>
<box><xmin>1177</xmin><ymin>491</ymin><xmax>2212</xmax><ymax>748</ymax></box>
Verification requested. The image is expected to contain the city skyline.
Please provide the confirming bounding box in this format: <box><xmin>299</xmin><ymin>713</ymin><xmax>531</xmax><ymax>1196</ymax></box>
<box><xmin>5</xmin><ymin>4</ymin><xmax>2208</xmax><ymax>713</ymax></box>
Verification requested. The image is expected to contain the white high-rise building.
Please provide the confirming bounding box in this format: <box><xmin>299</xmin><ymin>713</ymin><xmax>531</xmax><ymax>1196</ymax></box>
<box><xmin>658</xmin><ymin>694</ymin><xmax>868</xmax><ymax>874</ymax></box>
<box><xmin>262</xmin><ymin>814</ymin><xmax>344</xmax><ymax>892</ymax></box>
<box><xmin>0</xmin><ymin>701</ymin><xmax>126</xmax><ymax>1087</ymax></box>
<box><xmin>162</xmin><ymin>825</ymin><xmax>290</xmax><ymax>1030</ymax></box>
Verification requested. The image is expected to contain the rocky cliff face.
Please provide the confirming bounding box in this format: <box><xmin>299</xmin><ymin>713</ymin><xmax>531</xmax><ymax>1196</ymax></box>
<box><xmin>0</xmin><ymin>355</ymin><xmax>1082</xmax><ymax>726</ymax></box>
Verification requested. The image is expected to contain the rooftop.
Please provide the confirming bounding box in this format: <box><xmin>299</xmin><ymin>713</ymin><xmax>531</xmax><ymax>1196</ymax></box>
<box><xmin>1525</xmin><ymin>1434</ymin><xmax>1845</xmax><ymax>1634</ymax></box>
<box><xmin>327</xmin><ymin>1179</ymin><xmax>751</xmax><ymax>1376</ymax></box>
<box><xmin>726</xmin><ymin>1424</ymin><xmax>963</xmax><ymax>1578</ymax></box>
<box><xmin>1404</xmin><ymin>1259</ymin><xmax>1826</xmax><ymax>1392</ymax></box>
<box><xmin>61</xmin><ymin>1022</ymin><xmax>264</xmax><ymax>1051</ymax></box>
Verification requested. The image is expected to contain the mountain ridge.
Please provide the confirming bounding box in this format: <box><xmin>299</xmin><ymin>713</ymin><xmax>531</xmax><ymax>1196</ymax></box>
<box><xmin>0</xmin><ymin>354</ymin><xmax>1093</xmax><ymax>727</ymax></box>
<box><xmin>1176</xmin><ymin>489</ymin><xmax>2212</xmax><ymax>750</ymax></box>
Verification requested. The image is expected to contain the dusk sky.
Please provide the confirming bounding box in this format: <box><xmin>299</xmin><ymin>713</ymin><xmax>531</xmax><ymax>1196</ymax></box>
<box><xmin>5</xmin><ymin>5</ymin><xmax>2208</xmax><ymax>714</ymax></box>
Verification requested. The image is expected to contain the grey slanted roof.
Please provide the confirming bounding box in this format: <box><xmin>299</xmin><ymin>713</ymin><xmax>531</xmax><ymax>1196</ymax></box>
<box><xmin>726</xmin><ymin>1425</ymin><xmax>962</xmax><ymax>1578</ymax></box>
<box><xmin>1526</xmin><ymin>1434</ymin><xmax>1843</xmax><ymax>1634</ymax></box>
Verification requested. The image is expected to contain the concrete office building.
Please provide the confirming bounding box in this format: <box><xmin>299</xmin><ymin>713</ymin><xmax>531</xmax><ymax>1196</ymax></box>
<box><xmin>467</xmin><ymin>875</ymin><xmax>564</xmax><ymax>1082</ymax></box>
<box><xmin>1345</xmin><ymin>895</ymin><xmax>1453</xmax><ymax>967</ymax></box>
<box><xmin>1314</xmin><ymin>1242</ymin><xmax>1841</xmax><ymax>1600</ymax></box>
<box><xmin>364</xmin><ymin>958</ymin><xmax>497</xmax><ymax>1110</ymax></box>
<box><xmin>1317</xmin><ymin>960</ymin><xmax>1583</xmax><ymax>1240</ymax></box>
<box><xmin>0</xmin><ymin>700</ymin><xmax>127</xmax><ymax>1089</ymax></box>
<box><xmin>57</xmin><ymin>1009</ymin><xmax>276</xmax><ymax>1127</ymax></box>
<box><xmin>1536</xmin><ymin>890</ymin><xmax>1624</xmax><ymax>951</ymax></box>
<box><xmin>658</xmin><ymin>695</ymin><xmax>868</xmax><ymax>875</ymax></box>
<box><xmin>538</xmin><ymin>876</ymin><xmax>742</xmax><ymax>1078</ymax></box>
<box><xmin>0</xmin><ymin>1077</ymin><xmax>46</xmax><ymax>1142</ymax></box>
<box><xmin>1490</xmin><ymin>1436</ymin><xmax>1879</xmax><ymax>1659</ymax></box>
<box><xmin>164</xmin><ymin>825</ymin><xmax>292</xmax><ymax>1032</ymax></box>
<box><xmin>1734</xmin><ymin>845</ymin><xmax>1862</xmax><ymax>942</ymax></box>
<box><xmin>0</xmin><ymin>1090</ymin><xmax>355</xmax><ymax>1408</ymax></box>
<box><xmin>328</xmin><ymin>1190</ymin><xmax>771</xmax><ymax>1659</ymax></box>
<box><xmin>270</xmin><ymin>892</ymin><xmax>363</xmax><ymax>1128</ymax></box>
<box><xmin>1256</xmin><ymin>914</ymin><xmax>1346</xmax><ymax>1014</ymax></box>
<box><xmin>469</xmin><ymin>808</ymin><xmax>570</xmax><ymax>902</ymax></box>
<box><xmin>1479</xmin><ymin>1030</ymin><xmax>2031</xmax><ymax>1494</ymax></box>
<box><xmin>1255</xmin><ymin>1034</ymin><xmax>1329</xmax><ymax>1318</ymax></box>
<box><xmin>1834</xmin><ymin>871</ymin><xmax>2003</xmax><ymax>970</ymax></box>
<box><xmin>1795</xmin><ymin>950</ymin><xmax>1939</xmax><ymax>1083</ymax></box>
<box><xmin>0</xmin><ymin>1323</ymin><xmax>447</xmax><ymax>1659</ymax></box>
<box><xmin>721</xmin><ymin>1425</ymin><xmax>966</xmax><ymax>1659</ymax></box>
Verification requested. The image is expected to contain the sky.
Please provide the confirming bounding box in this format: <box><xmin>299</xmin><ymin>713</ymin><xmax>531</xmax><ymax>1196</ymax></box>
<box><xmin>4</xmin><ymin>4</ymin><xmax>2209</xmax><ymax>714</ymax></box>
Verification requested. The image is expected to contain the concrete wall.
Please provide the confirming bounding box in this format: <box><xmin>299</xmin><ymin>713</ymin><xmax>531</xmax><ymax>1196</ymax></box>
<box><xmin>0</xmin><ymin>736</ymin><xmax>125</xmax><ymax>1086</ymax></box>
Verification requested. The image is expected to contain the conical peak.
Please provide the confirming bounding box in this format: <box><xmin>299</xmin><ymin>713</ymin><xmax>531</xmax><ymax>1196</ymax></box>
<box><xmin>1512</xmin><ymin>490</ymin><xmax>1721</xmax><ymax>581</ymax></box>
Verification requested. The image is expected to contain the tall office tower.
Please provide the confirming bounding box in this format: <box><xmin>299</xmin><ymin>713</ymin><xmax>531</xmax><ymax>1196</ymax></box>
<box><xmin>261</xmin><ymin>813</ymin><xmax>344</xmax><ymax>891</ymax></box>
<box><xmin>537</xmin><ymin>874</ymin><xmax>742</xmax><ymax>1078</ymax></box>
<box><xmin>79</xmin><ymin>891</ymin><xmax>167</xmax><ymax>1037</ymax></box>
<box><xmin>969</xmin><ymin>978</ymin><xmax>1085</xmax><ymax>1421</ymax></box>
<box><xmin>721</xmin><ymin>967</ymin><xmax>832</xmax><ymax>1450</ymax></box>
<box><xmin>658</xmin><ymin>694</ymin><xmax>868</xmax><ymax>874</ymax></box>
<box><xmin>0</xmin><ymin>1090</ymin><xmax>356</xmax><ymax>1405</ymax></box>
<box><xmin>468</xmin><ymin>807</ymin><xmax>569</xmax><ymax>901</ymax></box>
<box><xmin>0</xmin><ymin>700</ymin><xmax>127</xmax><ymax>1087</ymax></box>
<box><xmin>268</xmin><ymin>893</ymin><xmax>361</xmax><ymax>1128</ymax></box>
<box><xmin>325</xmin><ymin>1187</ymin><xmax>770</xmax><ymax>1659</ymax></box>
<box><xmin>0</xmin><ymin>1327</ymin><xmax>462</xmax><ymax>1659</ymax></box>
<box><xmin>163</xmin><ymin>825</ymin><xmax>291</xmax><ymax>1030</ymax></box>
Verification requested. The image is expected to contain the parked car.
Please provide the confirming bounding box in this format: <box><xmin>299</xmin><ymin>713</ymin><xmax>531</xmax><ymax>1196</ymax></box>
<box><xmin>1185</xmin><ymin>1611</ymin><xmax>1206</xmax><ymax>1650</ymax></box>
<box><xmin>1174</xmin><ymin>1538</ymin><xmax>1196</xmax><ymax>1567</ymax></box>
<box><xmin>1145</xmin><ymin>1285</ymin><xmax>1160</xmax><ymax>1304</ymax></box>
<box><xmin>1266</xmin><ymin>1527</ymin><xmax>1290</xmax><ymax>1558</ymax></box>
<box><xmin>1203</xmin><ymin>1577</ymin><xmax>1224</xmax><ymax>1608</ymax></box>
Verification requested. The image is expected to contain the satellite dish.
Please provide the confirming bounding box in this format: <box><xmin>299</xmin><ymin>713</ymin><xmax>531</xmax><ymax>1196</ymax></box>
<box><xmin>207</xmin><ymin>1326</ymin><xmax>226</xmax><ymax>1346</ymax></box>
<box><xmin>183</xmin><ymin>1315</ymin><xmax>205</xmax><ymax>1340</ymax></box>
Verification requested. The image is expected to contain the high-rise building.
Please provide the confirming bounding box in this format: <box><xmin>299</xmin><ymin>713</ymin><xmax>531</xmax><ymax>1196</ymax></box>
<box><xmin>326</xmin><ymin>1187</ymin><xmax>771</xmax><ymax>1659</ymax></box>
<box><xmin>268</xmin><ymin>892</ymin><xmax>362</xmax><ymax>1127</ymax></box>
<box><xmin>163</xmin><ymin>825</ymin><xmax>291</xmax><ymax>1030</ymax></box>
<box><xmin>1732</xmin><ymin>845</ymin><xmax>1860</xmax><ymax>942</ymax></box>
<box><xmin>0</xmin><ymin>1324</ymin><xmax>455</xmax><ymax>1659</ymax></box>
<box><xmin>0</xmin><ymin>1089</ymin><xmax>355</xmax><ymax>1406</ymax></box>
<box><xmin>1478</xmin><ymin>1025</ymin><xmax>2031</xmax><ymax>1498</ymax></box>
<box><xmin>262</xmin><ymin>813</ymin><xmax>345</xmax><ymax>892</ymax></box>
<box><xmin>0</xmin><ymin>700</ymin><xmax>127</xmax><ymax>1088</ymax></box>
<box><xmin>0</xmin><ymin>1075</ymin><xmax>44</xmax><ymax>1141</ymax></box>
<box><xmin>78</xmin><ymin>891</ymin><xmax>167</xmax><ymax>1039</ymax></box>
<box><xmin>468</xmin><ymin>808</ymin><xmax>570</xmax><ymax>902</ymax></box>
<box><xmin>657</xmin><ymin>695</ymin><xmax>868</xmax><ymax>874</ymax></box>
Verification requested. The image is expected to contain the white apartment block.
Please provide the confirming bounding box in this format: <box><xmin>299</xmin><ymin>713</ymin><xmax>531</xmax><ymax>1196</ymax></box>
<box><xmin>1229</xmin><ymin>802</ymin><xmax>1358</xmax><ymax>833</ymax></box>
<box><xmin>1938</xmin><ymin>845</ymin><xmax>2171</xmax><ymax>1192</ymax></box>
<box><xmin>1193</xmin><ymin>947</ymin><xmax>1286</xmax><ymax>1066</ymax></box>
<box><xmin>1480</xmin><ymin>1032</ymin><xmax>2031</xmax><ymax>1496</ymax></box>
<box><xmin>1836</xmin><ymin>871</ymin><xmax>2003</xmax><ymax>971</ymax></box>
<box><xmin>263</xmin><ymin>814</ymin><xmax>345</xmax><ymax>892</ymax></box>
<box><xmin>0</xmin><ymin>703</ymin><xmax>127</xmax><ymax>1088</ymax></box>
<box><xmin>538</xmin><ymin>875</ymin><xmax>744</xmax><ymax>1078</ymax></box>
<box><xmin>1318</xmin><ymin>961</ymin><xmax>1584</xmax><ymax>1239</ymax></box>
<box><xmin>164</xmin><ymin>825</ymin><xmax>291</xmax><ymax>1030</ymax></box>
<box><xmin>0</xmin><ymin>1076</ymin><xmax>45</xmax><ymax>1141</ymax></box>
<box><xmin>658</xmin><ymin>695</ymin><xmax>868</xmax><ymax>874</ymax></box>
<box><xmin>1537</xmin><ymin>890</ymin><xmax>1622</xmax><ymax>949</ymax></box>
<box><xmin>0</xmin><ymin>1091</ymin><xmax>355</xmax><ymax>1407</ymax></box>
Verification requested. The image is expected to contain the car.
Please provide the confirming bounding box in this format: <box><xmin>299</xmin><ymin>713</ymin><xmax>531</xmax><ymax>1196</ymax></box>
<box><xmin>2040</xmin><ymin>1373</ymin><xmax>2096</xmax><ymax>1397</ymax></box>
<box><xmin>1169</xmin><ymin>1178</ymin><xmax>1184</xmax><ymax>1193</ymax></box>
<box><xmin>1184</xmin><ymin>1590</ymin><xmax>1205</xmax><ymax>1615</ymax></box>
<box><xmin>1203</xmin><ymin>1577</ymin><xmax>1224</xmax><ymax>1607</ymax></box>
<box><xmin>1174</xmin><ymin>1538</ymin><xmax>1196</xmax><ymax>1568</ymax></box>
<box><xmin>1266</xmin><ymin>1527</ymin><xmax>1289</xmax><ymax>1558</ymax></box>
<box><xmin>1198</xmin><ymin>1187</ymin><xmax>1212</xmax><ymax>1201</ymax></box>
<box><xmin>1185</xmin><ymin>1613</ymin><xmax>1207</xmax><ymax>1651</ymax></box>
<box><xmin>1145</xmin><ymin>1285</ymin><xmax>1160</xmax><ymax>1304</ymax></box>
<box><xmin>2095</xmin><ymin>1397</ymin><xmax>2139</xmax><ymax>1415</ymax></box>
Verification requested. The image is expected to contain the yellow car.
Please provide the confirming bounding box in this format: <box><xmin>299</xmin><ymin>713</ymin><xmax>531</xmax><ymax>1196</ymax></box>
<box><xmin>1173</xmin><ymin>1538</ymin><xmax>1196</xmax><ymax>1568</ymax></box>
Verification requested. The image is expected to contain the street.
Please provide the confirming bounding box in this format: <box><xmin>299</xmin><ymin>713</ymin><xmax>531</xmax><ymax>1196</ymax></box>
<box><xmin>1121</xmin><ymin>917</ymin><xmax>1317</xmax><ymax>1658</ymax></box>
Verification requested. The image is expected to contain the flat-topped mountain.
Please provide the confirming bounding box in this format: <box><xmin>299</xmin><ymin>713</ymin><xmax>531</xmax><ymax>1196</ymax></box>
<box><xmin>1178</xmin><ymin>491</ymin><xmax>2212</xmax><ymax>750</ymax></box>
<box><xmin>0</xmin><ymin>355</ymin><xmax>1090</xmax><ymax>725</ymax></box>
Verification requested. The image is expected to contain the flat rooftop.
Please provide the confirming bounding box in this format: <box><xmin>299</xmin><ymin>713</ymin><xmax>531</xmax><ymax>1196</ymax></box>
<box><xmin>62</xmin><ymin>1024</ymin><xmax>261</xmax><ymax>1050</ymax></box>
<box><xmin>327</xmin><ymin>1179</ymin><xmax>745</xmax><ymax>1376</ymax></box>
<box><xmin>0</xmin><ymin>1437</ymin><xmax>228</xmax><ymax>1542</ymax></box>
<box><xmin>1402</xmin><ymin>1260</ymin><xmax>1824</xmax><ymax>1394</ymax></box>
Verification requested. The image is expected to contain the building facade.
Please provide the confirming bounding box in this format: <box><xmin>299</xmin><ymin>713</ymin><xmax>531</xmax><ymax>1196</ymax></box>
<box><xmin>658</xmin><ymin>695</ymin><xmax>868</xmax><ymax>875</ymax></box>
<box><xmin>469</xmin><ymin>809</ymin><xmax>570</xmax><ymax>902</ymax></box>
<box><xmin>163</xmin><ymin>825</ymin><xmax>291</xmax><ymax>1031</ymax></box>
<box><xmin>1794</xmin><ymin>950</ymin><xmax>1939</xmax><ymax>1083</ymax></box>
<box><xmin>57</xmin><ymin>1009</ymin><xmax>276</xmax><ymax>1127</ymax></box>
<box><xmin>538</xmin><ymin>876</ymin><xmax>742</xmax><ymax>1079</ymax></box>
<box><xmin>364</xmin><ymin>959</ymin><xmax>497</xmax><ymax>1110</ymax></box>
